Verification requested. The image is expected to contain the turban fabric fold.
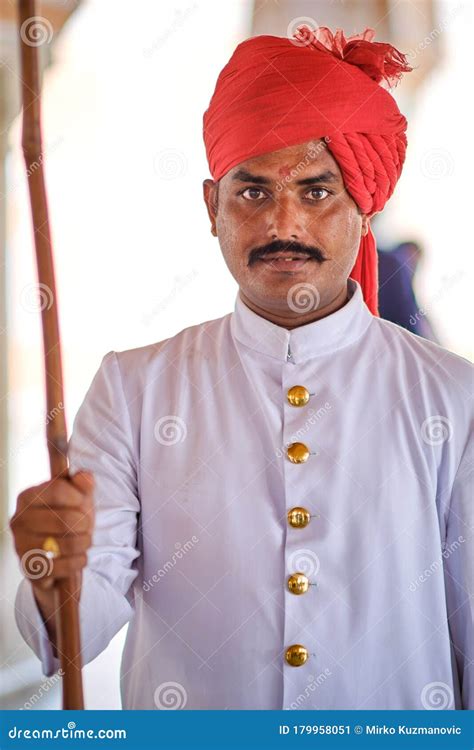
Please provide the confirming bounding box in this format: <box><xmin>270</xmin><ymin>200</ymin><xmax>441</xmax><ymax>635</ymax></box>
<box><xmin>203</xmin><ymin>26</ymin><xmax>412</xmax><ymax>315</ymax></box>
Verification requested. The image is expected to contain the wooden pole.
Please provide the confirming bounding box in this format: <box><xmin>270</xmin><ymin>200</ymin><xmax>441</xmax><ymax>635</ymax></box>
<box><xmin>18</xmin><ymin>0</ymin><xmax>84</xmax><ymax>710</ymax></box>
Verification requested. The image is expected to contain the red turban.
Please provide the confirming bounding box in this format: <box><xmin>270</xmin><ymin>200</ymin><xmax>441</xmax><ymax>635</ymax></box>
<box><xmin>203</xmin><ymin>26</ymin><xmax>412</xmax><ymax>315</ymax></box>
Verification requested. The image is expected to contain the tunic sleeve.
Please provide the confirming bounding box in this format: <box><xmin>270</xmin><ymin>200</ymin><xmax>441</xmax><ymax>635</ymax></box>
<box><xmin>443</xmin><ymin>431</ymin><xmax>474</xmax><ymax>709</ymax></box>
<box><xmin>14</xmin><ymin>351</ymin><xmax>141</xmax><ymax>677</ymax></box>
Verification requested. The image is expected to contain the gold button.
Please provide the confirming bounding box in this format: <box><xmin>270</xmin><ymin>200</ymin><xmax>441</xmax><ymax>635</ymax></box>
<box><xmin>287</xmin><ymin>507</ymin><xmax>311</xmax><ymax>528</ymax></box>
<box><xmin>287</xmin><ymin>573</ymin><xmax>309</xmax><ymax>595</ymax></box>
<box><xmin>287</xmin><ymin>442</ymin><xmax>310</xmax><ymax>463</ymax></box>
<box><xmin>287</xmin><ymin>385</ymin><xmax>310</xmax><ymax>407</ymax></box>
<box><xmin>285</xmin><ymin>644</ymin><xmax>309</xmax><ymax>667</ymax></box>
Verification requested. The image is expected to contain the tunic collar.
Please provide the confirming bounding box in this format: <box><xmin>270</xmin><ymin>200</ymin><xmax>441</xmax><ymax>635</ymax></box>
<box><xmin>230</xmin><ymin>279</ymin><xmax>373</xmax><ymax>363</ymax></box>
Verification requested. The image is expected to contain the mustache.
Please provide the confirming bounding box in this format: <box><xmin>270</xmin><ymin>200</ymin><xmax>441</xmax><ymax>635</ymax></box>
<box><xmin>248</xmin><ymin>239</ymin><xmax>328</xmax><ymax>266</ymax></box>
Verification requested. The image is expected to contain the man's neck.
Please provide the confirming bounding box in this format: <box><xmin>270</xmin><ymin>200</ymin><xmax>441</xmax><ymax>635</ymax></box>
<box><xmin>239</xmin><ymin>284</ymin><xmax>350</xmax><ymax>330</ymax></box>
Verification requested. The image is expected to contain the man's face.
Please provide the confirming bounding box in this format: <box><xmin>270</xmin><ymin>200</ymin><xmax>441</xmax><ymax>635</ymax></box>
<box><xmin>203</xmin><ymin>139</ymin><xmax>369</xmax><ymax>324</ymax></box>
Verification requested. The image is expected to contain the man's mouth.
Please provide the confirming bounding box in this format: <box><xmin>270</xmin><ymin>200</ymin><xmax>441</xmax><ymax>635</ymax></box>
<box><xmin>257</xmin><ymin>252</ymin><xmax>313</xmax><ymax>272</ymax></box>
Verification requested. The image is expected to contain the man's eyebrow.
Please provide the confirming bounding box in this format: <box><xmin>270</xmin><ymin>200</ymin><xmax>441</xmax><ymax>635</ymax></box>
<box><xmin>295</xmin><ymin>171</ymin><xmax>339</xmax><ymax>186</ymax></box>
<box><xmin>231</xmin><ymin>168</ymin><xmax>339</xmax><ymax>186</ymax></box>
<box><xmin>231</xmin><ymin>169</ymin><xmax>271</xmax><ymax>185</ymax></box>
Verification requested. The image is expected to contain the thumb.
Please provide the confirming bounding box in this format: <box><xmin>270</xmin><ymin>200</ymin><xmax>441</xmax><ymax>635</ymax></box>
<box><xmin>71</xmin><ymin>471</ymin><xmax>95</xmax><ymax>493</ymax></box>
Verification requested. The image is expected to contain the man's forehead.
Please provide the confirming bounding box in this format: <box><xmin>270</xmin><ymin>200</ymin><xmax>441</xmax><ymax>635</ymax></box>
<box><xmin>226</xmin><ymin>139</ymin><xmax>340</xmax><ymax>183</ymax></box>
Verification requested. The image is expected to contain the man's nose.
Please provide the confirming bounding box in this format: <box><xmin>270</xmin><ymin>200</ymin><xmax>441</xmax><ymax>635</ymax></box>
<box><xmin>266</xmin><ymin>195</ymin><xmax>305</xmax><ymax>240</ymax></box>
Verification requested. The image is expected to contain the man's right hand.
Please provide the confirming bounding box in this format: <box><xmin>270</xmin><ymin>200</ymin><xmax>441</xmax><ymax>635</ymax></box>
<box><xmin>9</xmin><ymin>472</ymin><xmax>95</xmax><ymax>646</ymax></box>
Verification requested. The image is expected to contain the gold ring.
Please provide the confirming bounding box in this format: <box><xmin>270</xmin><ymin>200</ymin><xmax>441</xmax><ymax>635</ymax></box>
<box><xmin>42</xmin><ymin>536</ymin><xmax>60</xmax><ymax>559</ymax></box>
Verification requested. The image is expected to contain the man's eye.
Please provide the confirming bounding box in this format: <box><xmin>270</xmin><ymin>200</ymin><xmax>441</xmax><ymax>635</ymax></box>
<box><xmin>240</xmin><ymin>187</ymin><xmax>266</xmax><ymax>201</ymax></box>
<box><xmin>306</xmin><ymin>188</ymin><xmax>330</xmax><ymax>201</ymax></box>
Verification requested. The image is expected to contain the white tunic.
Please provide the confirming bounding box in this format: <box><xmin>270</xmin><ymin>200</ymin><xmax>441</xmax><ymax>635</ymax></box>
<box><xmin>15</xmin><ymin>280</ymin><xmax>473</xmax><ymax>710</ymax></box>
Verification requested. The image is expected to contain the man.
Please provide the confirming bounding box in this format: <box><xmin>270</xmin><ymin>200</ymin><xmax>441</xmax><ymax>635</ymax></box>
<box><xmin>11</xmin><ymin>26</ymin><xmax>472</xmax><ymax>710</ymax></box>
<box><xmin>377</xmin><ymin>241</ymin><xmax>439</xmax><ymax>342</ymax></box>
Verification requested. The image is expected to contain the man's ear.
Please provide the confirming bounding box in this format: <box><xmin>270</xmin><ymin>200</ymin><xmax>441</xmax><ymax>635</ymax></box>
<box><xmin>203</xmin><ymin>179</ymin><xmax>219</xmax><ymax>236</ymax></box>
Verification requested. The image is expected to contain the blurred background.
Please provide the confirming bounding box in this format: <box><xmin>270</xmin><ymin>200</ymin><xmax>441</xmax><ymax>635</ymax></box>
<box><xmin>0</xmin><ymin>0</ymin><xmax>471</xmax><ymax>709</ymax></box>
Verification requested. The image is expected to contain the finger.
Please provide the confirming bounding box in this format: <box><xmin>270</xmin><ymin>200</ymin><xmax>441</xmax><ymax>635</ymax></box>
<box><xmin>27</xmin><ymin>554</ymin><xmax>89</xmax><ymax>586</ymax></box>
<box><xmin>48</xmin><ymin>554</ymin><xmax>89</xmax><ymax>580</ymax></box>
<box><xmin>70</xmin><ymin>471</ymin><xmax>95</xmax><ymax>494</ymax></box>
<box><xmin>28</xmin><ymin>533</ymin><xmax>92</xmax><ymax>557</ymax></box>
<box><xmin>15</xmin><ymin>508</ymin><xmax>92</xmax><ymax>535</ymax></box>
<box><xmin>17</xmin><ymin>479</ymin><xmax>91</xmax><ymax>511</ymax></box>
